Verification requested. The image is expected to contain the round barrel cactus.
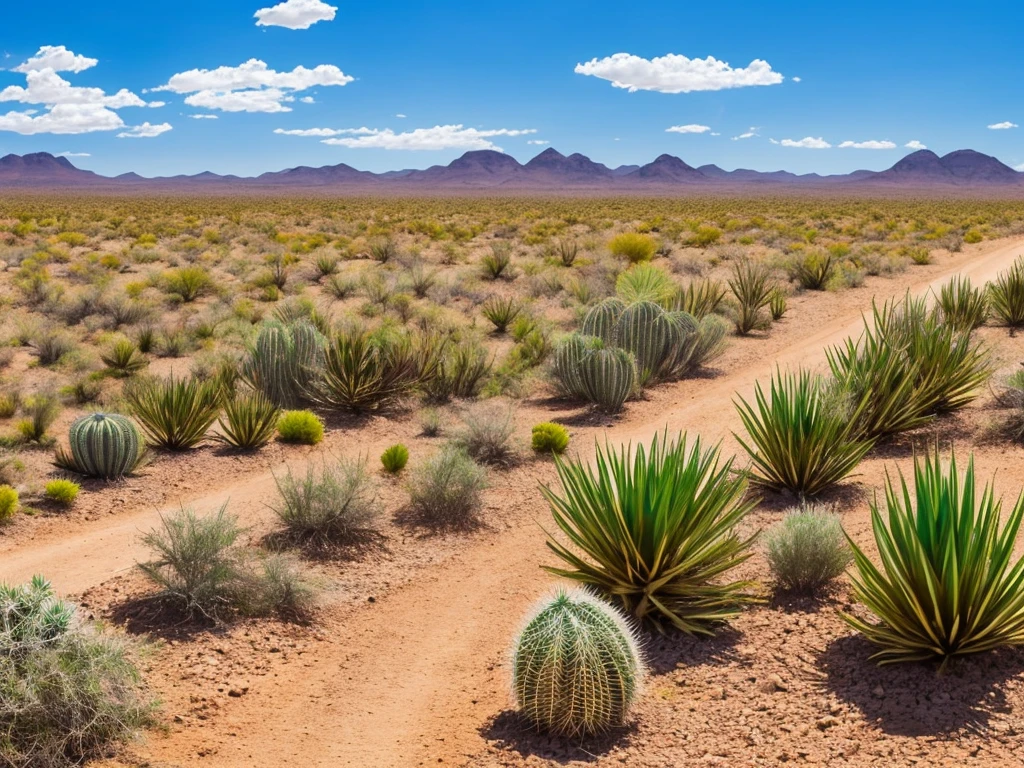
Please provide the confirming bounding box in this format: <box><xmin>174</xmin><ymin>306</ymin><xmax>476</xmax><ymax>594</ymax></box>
<box><xmin>512</xmin><ymin>587</ymin><xmax>643</xmax><ymax>737</ymax></box>
<box><xmin>551</xmin><ymin>334</ymin><xmax>601</xmax><ymax>400</ymax></box>
<box><xmin>59</xmin><ymin>413</ymin><xmax>144</xmax><ymax>479</ymax></box>
<box><xmin>578</xmin><ymin>347</ymin><xmax>636</xmax><ymax>413</ymax></box>
<box><xmin>581</xmin><ymin>298</ymin><xmax>625</xmax><ymax>343</ymax></box>
<box><xmin>241</xmin><ymin>319</ymin><xmax>326</xmax><ymax>408</ymax></box>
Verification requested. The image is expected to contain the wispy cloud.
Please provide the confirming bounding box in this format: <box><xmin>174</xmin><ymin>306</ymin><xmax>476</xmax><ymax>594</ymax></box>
<box><xmin>254</xmin><ymin>0</ymin><xmax>337</xmax><ymax>29</ymax></box>
<box><xmin>117</xmin><ymin>121</ymin><xmax>172</xmax><ymax>138</ymax></box>
<box><xmin>988</xmin><ymin>121</ymin><xmax>1018</xmax><ymax>130</ymax></box>
<box><xmin>666</xmin><ymin>124</ymin><xmax>711</xmax><ymax>134</ymax></box>
<box><xmin>777</xmin><ymin>136</ymin><xmax>831</xmax><ymax>149</ymax></box>
<box><xmin>574</xmin><ymin>53</ymin><xmax>783</xmax><ymax>94</ymax></box>
<box><xmin>189</xmin><ymin>114</ymin><xmax>218</xmax><ymax>119</ymax></box>
<box><xmin>838</xmin><ymin>139</ymin><xmax>896</xmax><ymax>149</ymax></box>
<box><xmin>306</xmin><ymin>124</ymin><xmax>538</xmax><ymax>151</ymax></box>
<box><xmin>527</xmin><ymin>139</ymin><xmax>549</xmax><ymax>145</ymax></box>
<box><xmin>56</xmin><ymin>151</ymin><xmax>90</xmax><ymax>157</ymax></box>
<box><xmin>732</xmin><ymin>126</ymin><xmax>759</xmax><ymax>141</ymax></box>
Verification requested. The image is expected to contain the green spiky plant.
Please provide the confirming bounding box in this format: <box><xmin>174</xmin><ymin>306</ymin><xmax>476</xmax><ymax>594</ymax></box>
<box><xmin>675</xmin><ymin>278</ymin><xmax>725</xmax><ymax>319</ymax></box>
<box><xmin>124</xmin><ymin>374</ymin><xmax>223</xmax><ymax>450</ymax></box>
<box><xmin>54</xmin><ymin>413</ymin><xmax>146</xmax><ymax>480</ymax></box>
<box><xmin>380</xmin><ymin>443</ymin><xmax>409</xmax><ymax>473</ymax></box>
<box><xmin>735</xmin><ymin>369</ymin><xmax>874</xmax><ymax>497</ymax></box>
<box><xmin>937</xmin><ymin>275</ymin><xmax>989</xmax><ymax>331</ymax></box>
<box><xmin>215</xmin><ymin>391</ymin><xmax>281</xmax><ymax>450</ymax></box>
<box><xmin>988</xmin><ymin>257</ymin><xmax>1024</xmax><ymax>328</ymax></box>
<box><xmin>577</xmin><ymin>347</ymin><xmax>637</xmax><ymax>414</ymax></box>
<box><xmin>615</xmin><ymin>263</ymin><xmax>676</xmax><ymax>305</ymax></box>
<box><xmin>542</xmin><ymin>430</ymin><xmax>758</xmax><ymax>633</ymax></box>
<box><xmin>790</xmin><ymin>250</ymin><xmax>833</xmax><ymax>290</ymax></box>
<box><xmin>241</xmin><ymin>319</ymin><xmax>326</xmax><ymax>408</ymax></box>
<box><xmin>100</xmin><ymin>338</ymin><xmax>148</xmax><ymax>377</ymax></box>
<box><xmin>511</xmin><ymin>587</ymin><xmax>643</xmax><ymax>737</ymax></box>
<box><xmin>580</xmin><ymin>298</ymin><xmax>625</xmax><ymax>342</ymax></box>
<box><xmin>728</xmin><ymin>260</ymin><xmax>773</xmax><ymax>335</ymax></box>
<box><xmin>843</xmin><ymin>447</ymin><xmax>1024</xmax><ymax>668</ymax></box>
<box><xmin>532</xmin><ymin>422</ymin><xmax>570</xmax><ymax>454</ymax></box>
<box><xmin>481</xmin><ymin>295</ymin><xmax>522</xmax><ymax>333</ymax></box>
<box><xmin>613</xmin><ymin>301</ymin><xmax>677</xmax><ymax>385</ymax></box>
<box><xmin>550</xmin><ymin>334</ymin><xmax>602</xmax><ymax>401</ymax></box>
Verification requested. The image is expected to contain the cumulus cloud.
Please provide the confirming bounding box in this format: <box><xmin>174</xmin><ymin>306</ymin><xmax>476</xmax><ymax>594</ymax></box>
<box><xmin>666</xmin><ymin>124</ymin><xmax>711</xmax><ymax>134</ymax></box>
<box><xmin>153</xmin><ymin>59</ymin><xmax>352</xmax><ymax>113</ymax></box>
<box><xmin>254</xmin><ymin>0</ymin><xmax>337</xmax><ymax>29</ymax></box>
<box><xmin>117</xmin><ymin>122</ymin><xmax>173</xmax><ymax>138</ymax></box>
<box><xmin>0</xmin><ymin>104</ymin><xmax>125</xmax><ymax>135</ymax></box>
<box><xmin>1</xmin><ymin>69</ymin><xmax>147</xmax><ymax>108</ymax></box>
<box><xmin>905</xmin><ymin>140</ymin><xmax>927</xmax><ymax>150</ymax></box>
<box><xmin>838</xmin><ymin>139</ymin><xmax>896</xmax><ymax>149</ymax></box>
<box><xmin>988</xmin><ymin>121</ymin><xmax>1018</xmax><ymax>130</ymax></box>
<box><xmin>13</xmin><ymin>45</ymin><xmax>97</xmax><ymax>74</ymax></box>
<box><xmin>316</xmin><ymin>124</ymin><xmax>537</xmax><ymax>151</ymax></box>
<box><xmin>574</xmin><ymin>53</ymin><xmax>783</xmax><ymax>93</ymax></box>
<box><xmin>778</xmin><ymin>136</ymin><xmax>831</xmax><ymax>149</ymax></box>
<box><xmin>300</xmin><ymin>96</ymin><xmax>315</xmax><ymax>103</ymax></box>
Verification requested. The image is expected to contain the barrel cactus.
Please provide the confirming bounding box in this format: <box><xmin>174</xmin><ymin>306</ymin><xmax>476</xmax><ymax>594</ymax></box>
<box><xmin>581</xmin><ymin>298</ymin><xmax>625</xmax><ymax>343</ymax></box>
<box><xmin>241</xmin><ymin>319</ymin><xmax>326</xmax><ymax>408</ymax></box>
<box><xmin>512</xmin><ymin>587</ymin><xmax>643</xmax><ymax>737</ymax></box>
<box><xmin>613</xmin><ymin>301</ymin><xmax>675</xmax><ymax>385</ymax></box>
<box><xmin>551</xmin><ymin>334</ymin><xmax>601</xmax><ymax>400</ymax></box>
<box><xmin>578</xmin><ymin>347</ymin><xmax>636</xmax><ymax>413</ymax></box>
<box><xmin>55</xmin><ymin>413</ymin><xmax>145</xmax><ymax>479</ymax></box>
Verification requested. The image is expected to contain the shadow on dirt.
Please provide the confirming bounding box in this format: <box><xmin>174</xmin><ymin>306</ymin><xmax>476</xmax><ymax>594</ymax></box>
<box><xmin>479</xmin><ymin>710</ymin><xmax>636</xmax><ymax>764</ymax></box>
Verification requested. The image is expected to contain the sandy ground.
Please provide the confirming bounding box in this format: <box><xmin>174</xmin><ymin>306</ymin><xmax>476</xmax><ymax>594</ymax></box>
<box><xmin>4</xmin><ymin>236</ymin><xmax>1024</xmax><ymax>767</ymax></box>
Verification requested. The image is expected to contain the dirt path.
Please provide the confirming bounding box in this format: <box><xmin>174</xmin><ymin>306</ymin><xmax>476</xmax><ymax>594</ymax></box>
<box><xmin>5</xmin><ymin>237</ymin><xmax>1024</xmax><ymax>767</ymax></box>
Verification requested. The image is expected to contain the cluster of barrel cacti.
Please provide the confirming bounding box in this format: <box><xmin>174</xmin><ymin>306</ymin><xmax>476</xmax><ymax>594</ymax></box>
<box><xmin>54</xmin><ymin>412</ymin><xmax>145</xmax><ymax>480</ymax></box>
<box><xmin>240</xmin><ymin>319</ymin><xmax>326</xmax><ymax>408</ymax></box>
<box><xmin>511</xmin><ymin>587</ymin><xmax>643</xmax><ymax>737</ymax></box>
<box><xmin>552</xmin><ymin>298</ymin><xmax>726</xmax><ymax>412</ymax></box>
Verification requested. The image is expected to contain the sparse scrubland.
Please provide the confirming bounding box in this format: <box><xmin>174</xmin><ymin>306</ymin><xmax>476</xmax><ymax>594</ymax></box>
<box><xmin>3</xmin><ymin>195</ymin><xmax>1024</xmax><ymax>766</ymax></box>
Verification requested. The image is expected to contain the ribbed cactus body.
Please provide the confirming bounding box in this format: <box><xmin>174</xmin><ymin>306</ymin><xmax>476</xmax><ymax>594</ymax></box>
<box><xmin>661</xmin><ymin>311</ymin><xmax>700</xmax><ymax>378</ymax></box>
<box><xmin>612</xmin><ymin>301</ymin><xmax>674</xmax><ymax>385</ymax></box>
<box><xmin>66</xmin><ymin>413</ymin><xmax>144</xmax><ymax>479</ymax></box>
<box><xmin>581</xmin><ymin>298</ymin><xmax>625</xmax><ymax>343</ymax></box>
<box><xmin>242</xmin><ymin>320</ymin><xmax>326</xmax><ymax>408</ymax></box>
<box><xmin>512</xmin><ymin>588</ymin><xmax>642</xmax><ymax>737</ymax></box>
<box><xmin>579</xmin><ymin>347</ymin><xmax>636</xmax><ymax>413</ymax></box>
<box><xmin>551</xmin><ymin>334</ymin><xmax>601</xmax><ymax>400</ymax></box>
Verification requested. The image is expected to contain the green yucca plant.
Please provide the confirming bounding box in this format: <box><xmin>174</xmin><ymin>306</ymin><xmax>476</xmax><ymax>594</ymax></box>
<box><xmin>54</xmin><ymin>413</ymin><xmax>145</xmax><ymax>479</ymax></box>
<box><xmin>675</xmin><ymin>278</ymin><xmax>725</xmax><ymax>319</ymax></box>
<box><xmin>615</xmin><ymin>263</ymin><xmax>676</xmax><ymax>305</ymax></box>
<box><xmin>843</xmin><ymin>448</ymin><xmax>1024</xmax><ymax>668</ymax></box>
<box><xmin>100</xmin><ymin>338</ymin><xmax>148</xmax><ymax>377</ymax></box>
<box><xmin>215</xmin><ymin>391</ymin><xmax>281</xmax><ymax>450</ymax></box>
<box><xmin>988</xmin><ymin>257</ymin><xmax>1024</xmax><ymax>328</ymax></box>
<box><xmin>380</xmin><ymin>443</ymin><xmax>409</xmax><ymax>473</ymax></box>
<box><xmin>124</xmin><ymin>374</ymin><xmax>222</xmax><ymax>450</ymax></box>
<box><xmin>729</xmin><ymin>260</ymin><xmax>773</xmax><ymax>335</ymax></box>
<box><xmin>937</xmin><ymin>275</ymin><xmax>989</xmax><ymax>331</ymax></box>
<box><xmin>790</xmin><ymin>250</ymin><xmax>833</xmax><ymax>290</ymax></box>
<box><xmin>769</xmin><ymin>288</ymin><xmax>788</xmax><ymax>320</ymax></box>
<box><xmin>541</xmin><ymin>430</ymin><xmax>758</xmax><ymax>633</ymax></box>
<box><xmin>480</xmin><ymin>295</ymin><xmax>522</xmax><ymax>333</ymax></box>
<box><xmin>735</xmin><ymin>369</ymin><xmax>874</xmax><ymax>497</ymax></box>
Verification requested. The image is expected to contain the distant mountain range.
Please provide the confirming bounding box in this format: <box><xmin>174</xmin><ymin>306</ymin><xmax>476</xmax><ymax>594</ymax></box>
<box><xmin>1</xmin><ymin>148</ymin><xmax>1022</xmax><ymax>193</ymax></box>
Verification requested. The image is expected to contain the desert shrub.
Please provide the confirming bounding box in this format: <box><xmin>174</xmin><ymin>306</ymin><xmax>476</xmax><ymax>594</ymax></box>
<box><xmin>420</xmin><ymin>408</ymin><xmax>443</xmax><ymax>436</ymax></box>
<box><xmin>988</xmin><ymin>258</ymin><xmax>1024</xmax><ymax>328</ymax></box>
<box><xmin>457</xmin><ymin>401</ymin><xmax>516</xmax><ymax>466</ymax></box>
<box><xmin>790</xmin><ymin>251</ymin><xmax>834</xmax><ymax>290</ymax></box>
<box><xmin>325</xmin><ymin>274</ymin><xmax>357</xmax><ymax>300</ymax></box>
<box><xmin>215</xmin><ymin>391</ymin><xmax>280</xmax><ymax>450</ymax></box>
<box><xmin>531</xmin><ymin>422</ymin><xmax>570</xmax><ymax>454</ymax></box>
<box><xmin>313</xmin><ymin>251</ymin><xmax>340</xmax><ymax>278</ymax></box>
<box><xmin>16</xmin><ymin>393</ymin><xmax>62</xmax><ymax>444</ymax></box>
<box><xmin>769</xmin><ymin>288</ymin><xmax>788</xmax><ymax>320</ymax></box>
<box><xmin>277</xmin><ymin>409</ymin><xmax>324</xmax><ymax>444</ymax></box>
<box><xmin>481</xmin><ymin>295</ymin><xmax>522</xmax><ymax>333</ymax></box>
<box><xmin>380</xmin><ymin>444</ymin><xmax>409</xmax><ymax>473</ymax></box>
<box><xmin>542</xmin><ymin>430</ymin><xmax>757</xmax><ymax>632</ymax></box>
<box><xmin>163</xmin><ymin>265</ymin><xmax>213</xmax><ymax>302</ymax></box>
<box><xmin>937</xmin><ymin>275</ymin><xmax>988</xmax><ymax>330</ymax></box>
<box><xmin>728</xmin><ymin>260</ymin><xmax>773</xmax><ymax>334</ymax></box>
<box><xmin>31</xmin><ymin>330</ymin><xmax>77</xmax><ymax>366</ymax></box>
<box><xmin>964</xmin><ymin>229</ymin><xmax>983</xmax><ymax>244</ymax></box>
<box><xmin>0</xmin><ymin>389</ymin><xmax>18</xmax><ymax>418</ymax></box>
<box><xmin>555</xmin><ymin>239</ymin><xmax>579</xmax><ymax>267</ymax></box>
<box><xmin>368</xmin><ymin>236</ymin><xmax>398</xmax><ymax>263</ymax></box>
<box><xmin>735</xmin><ymin>369</ymin><xmax>873</xmax><ymax>497</ymax></box>
<box><xmin>481</xmin><ymin>242</ymin><xmax>514</xmax><ymax>279</ymax></box>
<box><xmin>101</xmin><ymin>338</ymin><xmax>148</xmax><ymax>377</ymax></box>
<box><xmin>0</xmin><ymin>485</ymin><xmax>17</xmax><ymax>521</ymax></box>
<box><xmin>765</xmin><ymin>508</ymin><xmax>852</xmax><ymax>594</ymax></box>
<box><xmin>241</xmin><ymin>319</ymin><xmax>326</xmax><ymax>408</ymax></box>
<box><xmin>272</xmin><ymin>458</ymin><xmax>378</xmax><ymax>548</ymax></box>
<box><xmin>54</xmin><ymin>413</ymin><xmax>145</xmax><ymax>480</ymax></box>
<box><xmin>689</xmin><ymin>225</ymin><xmax>722</xmax><ymax>248</ymax></box>
<box><xmin>139</xmin><ymin>504</ymin><xmax>311</xmax><ymax>620</ymax></box>
<box><xmin>615</xmin><ymin>263</ymin><xmax>675</xmax><ymax>305</ymax></box>
<box><xmin>676</xmin><ymin>278</ymin><xmax>726</xmax><ymax>318</ymax></box>
<box><xmin>843</xmin><ymin>448</ymin><xmax>1024</xmax><ymax>667</ymax></box>
<box><xmin>405</xmin><ymin>445</ymin><xmax>487</xmax><ymax>529</ymax></box>
<box><xmin>512</xmin><ymin>587</ymin><xmax>643</xmax><ymax>737</ymax></box>
<box><xmin>609</xmin><ymin>232</ymin><xmax>657</xmax><ymax>264</ymax></box>
<box><xmin>125</xmin><ymin>374</ymin><xmax>222</xmax><ymax>450</ymax></box>
<box><xmin>44</xmin><ymin>479</ymin><xmax>80</xmax><ymax>506</ymax></box>
<box><xmin>0</xmin><ymin>576</ymin><xmax>155</xmax><ymax>767</ymax></box>
<box><xmin>422</xmin><ymin>343</ymin><xmax>492</xmax><ymax>402</ymax></box>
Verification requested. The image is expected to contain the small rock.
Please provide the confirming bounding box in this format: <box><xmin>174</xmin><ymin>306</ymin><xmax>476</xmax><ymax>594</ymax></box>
<box><xmin>816</xmin><ymin>716</ymin><xmax>839</xmax><ymax>730</ymax></box>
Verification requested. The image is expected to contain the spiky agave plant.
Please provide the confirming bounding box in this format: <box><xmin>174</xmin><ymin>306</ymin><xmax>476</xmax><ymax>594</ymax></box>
<box><xmin>214</xmin><ymin>390</ymin><xmax>281</xmax><ymax>450</ymax></box>
<box><xmin>734</xmin><ymin>368</ymin><xmax>874</xmax><ymax>497</ymax></box>
<box><xmin>512</xmin><ymin>587</ymin><xmax>643</xmax><ymax>737</ymax></box>
<box><xmin>937</xmin><ymin>275</ymin><xmax>989</xmax><ymax>331</ymax></box>
<box><xmin>124</xmin><ymin>374</ymin><xmax>222</xmax><ymax>450</ymax></box>
<box><xmin>728</xmin><ymin>259</ymin><xmax>773</xmax><ymax>335</ymax></box>
<box><xmin>988</xmin><ymin>257</ymin><xmax>1024</xmax><ymax>328</ymax></box>
<box><xmin>541</xmin><ymin>430</ymin><xmax>758</xmax><ymax>633</ymax></box>
<box><xmin>843</xmin><ymin>447</ymin><xmax>1024</xmax><ymax>668</ymax></box>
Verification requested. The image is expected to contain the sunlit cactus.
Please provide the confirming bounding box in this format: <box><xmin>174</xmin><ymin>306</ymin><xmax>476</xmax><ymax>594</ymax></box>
<box><xmin>55</xmin><ymin>412</ymin><xmax>144</xmax><ymax>480</ymax></box>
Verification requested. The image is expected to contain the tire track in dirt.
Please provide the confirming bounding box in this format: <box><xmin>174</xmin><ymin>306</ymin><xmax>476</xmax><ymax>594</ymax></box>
<box><xmin>7</xmin><ymin>237</ymin><xmax>1024</xmax><ymax>767</ymax></box>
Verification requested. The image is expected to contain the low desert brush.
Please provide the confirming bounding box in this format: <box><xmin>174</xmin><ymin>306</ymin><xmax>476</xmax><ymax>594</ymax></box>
<box><xmin>765</xmin><ymin>507</ymin><xmax>852</xmax><ymax>594</ymax></box>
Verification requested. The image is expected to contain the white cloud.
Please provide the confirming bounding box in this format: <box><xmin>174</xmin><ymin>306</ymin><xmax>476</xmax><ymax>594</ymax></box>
<box><xmin>395</xmin><ymin>113</ymin><xmax>407</xmax><ymax>118</ymax></box>
<box><xmin>791</xmin><ymin>76</ymin><xmax>802</xmax><ymax>82</ymax></box>
<box><xmin>666</xmin><ymin>124</ymin><xmax>711</xmax><ymax>134</ymax></box>
<box><xmin>319</xmin><ymin>124</ymin><xmax>537</xmax><ymax>151</ymax></box>
<box><xmin>779</xmin><ymin>136</ymin><xmax>831</xmax><ymax>149</ymax></box>
<box><xmin>905</xmin><ymin>140</ymin><xmax>927</xmax><ymax>150</ymax></box>
<box><xmin>527</xmin><ymin>139</ymin><xmax>549</xmax><ymax>145</ymax></box>
<box><xmin>117</xmin><ymin>122</ymin><xmax>173</xmax><ymax>138</ymax></box>
<box><xmin>1</xmin><ymin>69</ymin><xmax>147</xmax><ymax>108</ymax></box>
<box><xmin>153</xmin><ymin>59</ymin><xmax>352</xmax><ymax>113</ymax></box>
<box><xmin>274</xmin><ymin>126</ymin><xmax>356</xmax><ymax>136</ymax></box>
<box><xmin>1015</xmin><ymin>163</ymin><xmax>1024</xmax><ymax>172</ymax></box>
<box><xmin>300</xmin><ymin>96</ymin><xmax>315</xmax><ymax>103</ymax></box>
<box><xmin>147</xmin><ymin>101</ymin><xmax>166</xmax><ymax>108</ymax></box>
<box><xmin>189</xmin><ymin>114</ymin><xmax>219</xmax><ymax>119</ymax></box>
<box><xmin>13</xmin><ymin>45</ymin><xmax>97</xmax><ymax>74</ymax></box>
<box><xmin>254</xmin><ymin>0</ymin><xmax>337</xmax><ymax>29</ymax></box>
<box><xmin>0</xmin><ymin>103</ymin><xmax>125</xmax><ymax>135</ymax></box>
<box><xmin>574</xmin><ymin>53</ymin><xmax>783</xmax><ymax>94</ymax></box>
<box><xmin>838</xmin><ymin>139</ymin><xmax>896</xmax><ymax>149</ymax></box>
<box><xmin>988</xmin><ymin>121</ymin><xmax>1018</xmax><ymax>130</ymax></box>
<box><xmin>732</xmin><ymin>126</ymin><xmax>759</xmax><ymax>140</ymax></box>
<box><xmin>56</xmin><ymin>151</ymin><xmax>90</xmax><ymax>157</ymax></box>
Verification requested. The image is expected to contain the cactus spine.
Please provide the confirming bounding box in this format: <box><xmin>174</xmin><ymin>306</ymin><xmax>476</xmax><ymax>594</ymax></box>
<box><xmin>579</xmin><ymin>347</ymin><xmax>636</xmax><ymax>413</ymax></box>
<box><xmin>512</xmin><ymin>587</ymin><xmax>643</xmax><ymax>737</ymax></box>
<box><xmin>59</xmin><ymin>413</ymin><xmax>144</xmax><ymax>479</ymax></box>
<box><xmin>242</xmin><ymin>320</ymin><xmax>326</xmax><ymax>408</ymax></box>
<box><xmin>581</xmin><ymin>298</ymin><xmax>625</xmax><ymax>343</ymax></box>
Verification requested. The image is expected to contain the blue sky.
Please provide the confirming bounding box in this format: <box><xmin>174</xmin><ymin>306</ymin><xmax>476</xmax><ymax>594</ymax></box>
<box><xmin>1</xmin><ymin>0</ymin><xmax>1022</xmax><ymax>177</ymax></box>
